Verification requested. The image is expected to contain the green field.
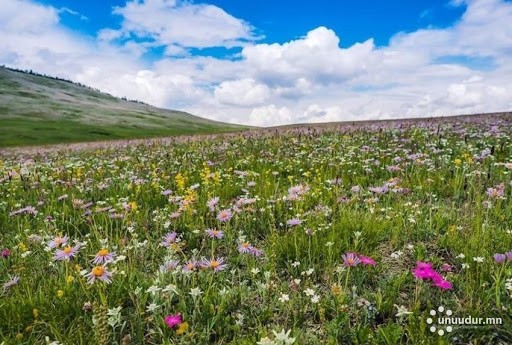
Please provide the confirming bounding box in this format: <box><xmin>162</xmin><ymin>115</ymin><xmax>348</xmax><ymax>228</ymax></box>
<box><xmin>1</xmin><ymin>115</ymin><xmax>512</xmax><ymax>344</ymax></box>
<box><xmin>0</xmin><ymin>67</ymin><xmax>248</xmax><ymax>147</ymax></box>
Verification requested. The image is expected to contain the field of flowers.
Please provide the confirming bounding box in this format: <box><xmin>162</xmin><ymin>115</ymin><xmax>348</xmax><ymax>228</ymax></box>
<box><xmin>1</xmin><ymin>115</ymin><xmax>512</xmax><ymax>344</ymax></box>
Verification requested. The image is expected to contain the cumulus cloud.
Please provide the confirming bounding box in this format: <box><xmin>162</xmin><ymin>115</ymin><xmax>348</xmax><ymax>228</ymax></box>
<box><xmin>1</xmin><ymin>0</ymin><xmax>512</xmax><ymax>126</ymax></box>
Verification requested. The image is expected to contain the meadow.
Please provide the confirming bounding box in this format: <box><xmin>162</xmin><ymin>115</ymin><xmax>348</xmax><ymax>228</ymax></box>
<box><xmin>1</xmin><ymin>115</ymin><xmax>512</xmax><ymax>344</ymax></box>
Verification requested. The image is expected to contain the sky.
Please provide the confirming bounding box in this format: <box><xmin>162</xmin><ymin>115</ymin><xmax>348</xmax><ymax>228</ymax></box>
<box><xmin>1</xmin><ymin>0</ymin><xmax>511</xmax><ymax>126</ymax></box>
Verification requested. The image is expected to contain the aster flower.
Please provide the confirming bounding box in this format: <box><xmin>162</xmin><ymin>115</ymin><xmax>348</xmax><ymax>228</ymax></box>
<box><xmin>164</xmin><ymin>313</ymin><xmax>182</xmax><ymax>328</ymax></box>
<box><xmin>238</xmin><ymin>242</ymin><xmax>253</xmax><ymax>253</ymax></box>
<box><xmin>200</xmin><ymin>257</ymin><xmax>228</xmax><ymax>272</ymax></box>
<box><xmin>161</xmin><ymin>232</ymin><xmax>178</xmax><ymax>248</ymax></box>
<box><xmin>205</xmin><ymin>228</ymin><xmax>224</xmax><ymax>239</ymax></box>
<box><xmin>287</xmin><ymin>218</ymin><xmax>302</xmax><ymax>226</ymax></box>
<box><xmin>85</xmin><ymin>265</ymin><xmax>113</xmax><ymax>284</ymax></box>
<box><xmin>2</xmin><ymin>275</ymin><xmax>19</xmax><ymax>292</ymax></box>
<box><xmin>47</xmin><ymin>235</ymin><xmax>68</xmax><ymax>249</ymax></box>
<box><xmin>93</xmin><ymin>248</ymin><xmax>117</xmax><ymax>264</ymax></box>
<box><xmin>494</xmin><ymin>253</ymin><xmax>507</xmax><ymax>264</ymax></box>
<box><xmin>53</xmin><ymin>244</ymin><xmax>81</xmax><ymax>261</ymax></box>
<box><xmin>207</xmin><ymin>197</ymin><xmax>219</xmax><ymax>211</ymax></box>
<box><xmin>182</xmin><ymin>260</ymin><xmax>198</xmax><ymax>272</ymax></box>
<box><xmin>159</xmin><ymin>259</ymin><xmax>180</xmax><ymax>273</ymax></box>
<box><xmin>216</xmin><ymin>209</ymin><xmax>232</xmax><ymax>222</ymax></box>
<box><xmin>506</xmin><ymin>251</ymin><xmax>512</xmax><ymax>261</ymax></box>
<box><xmin>342</xmin><ymin>252</ymin><xmax>361</xmax><ymax>267</ymax></box>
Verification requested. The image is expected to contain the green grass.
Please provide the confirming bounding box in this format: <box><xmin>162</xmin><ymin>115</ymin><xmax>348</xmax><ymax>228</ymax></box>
<box><xmin>0</xmin><ymin>67</ymin><xmax>248</xmax><ymax>147</ymax></box>
<box><xmin>1</xmin><ymin>117</ymin><xmax>512</xmax><ymax>344</ymax></box>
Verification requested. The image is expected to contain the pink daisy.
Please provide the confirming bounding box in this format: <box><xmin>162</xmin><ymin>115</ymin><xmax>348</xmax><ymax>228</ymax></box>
<box><xmin>200</xmin><ymin>257</ymin><xmax>228</xmax><ymax>272</ymax></box>
<box><xmin>161</xmin><ymin>232</ymin><xmax>178</xmax><ymax>248</ymax></box>
<box><xmin>47</xmin><ymin>235</ymin><xmax>68</xmax><ymax>249</ymax></box>
<box><xmin>216</xmin><ymin>209</ymin><xmax>232</xmax><ymax>222</ymax></box>
<box><xmin>342</xmin><ymin>252</ymin><xmax>361</xmax><ymax>267</ymax></box>
<box><xmin>53</xmin><ymin>244</ymin><xmax>81</xmax><ymax>261</ymax></box>
<box><xmin>205</xmin><ymin>228</ymin><xmax>224</xmax><ymax>239</ymax></box>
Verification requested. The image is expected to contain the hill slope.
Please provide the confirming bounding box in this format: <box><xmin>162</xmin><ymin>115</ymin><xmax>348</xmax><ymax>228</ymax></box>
<box><xmin>0</xmin><ymin>67</ymin><xmax>247</xmax><ymax>147</ymax></box>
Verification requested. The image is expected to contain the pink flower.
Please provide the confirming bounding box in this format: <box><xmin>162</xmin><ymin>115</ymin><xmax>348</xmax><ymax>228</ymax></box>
<box><xmin>216</xmin><ymin>209</ymin><xmax>232</xmax><ymax>222</ymax></box>
<box><xmin>205</xmin><ymin>228</ymin><xmax>224</xmax><ymax>239</ymax></box>
<box><xmin>164</xmin><ymin>313</ymin><xmax>182</xmax><ymax>328</ymax></box>
<box><xmin>358</xmin><ymin>255</ymin><xmax>376</xmax><ymax>266</ymax></box>
<box><xmin>200</xmin><ymin>257</ymin><xmax>228</xmax><ymax>272</ymax></box>
<box><xmin>287</xmin><ymin>218</ymin><xmax>302</xmax><ymax>226</ymax></box>
<box><xmin>412</xmin><ymin>261</ymin><xmax>452</xmax><ymax>291</ymax></box>
<box><xmin>433</xmin><ymin>278</ymin><xmax>453</xmax><ymax>290</ymax></box>
<box><xmin>161</xmin><ymin>232</ymin><xmax>178</xmax><ymax>248</ymax></box>
<box><xmin>53</xmin><ymin>244</ymin><xmax>81</xmax><ymax>261</ymax></box>
<box><xmin>1</xmin><ymin>249</ymin><xmax>11</xmax><ymax>258</ymax></box>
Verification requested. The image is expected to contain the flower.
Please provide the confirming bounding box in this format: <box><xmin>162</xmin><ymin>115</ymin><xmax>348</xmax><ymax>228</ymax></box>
<box><xmin>161</xmin><ymin>232</ymin><xmax>178</xmax><ymax>248</ymax></box>
<box><xmin>272</xmin><ymin>329</ymin><xmax>296</xmax><ymax>344</ymax></box>
<box><xmin>1</xmin><ymin>248</ymin><xmax>11</xmax><ymax>258</ymax></box>
<box><xmin>342</xmin><ymin>252</ymin><xmax>361</xmax><ymax>267</ymax></box>
<box><xmin>47</xmin><ymin>235</ymin><xmax>68</xmax><ymax>249</ymax></box>
<box><xmin>200</xmin><ymin>257</ymin><xmax>228</xmax><ymax>272</ymax></box>
<box><xmin>287</xmin><ymin>218</ymin><xmax>302</xmax><ymax>226</ymax></box>
<box><xmin>238</xmin><ymin>242</ymin><xmax>253</xmax><ymax>253</ymax></box>
<box><xmin>207</xmin><ymin>197</ymin><xmax>219</xmax><ymax>211</ymax></box>
<box><xmin>394</xmin><ymin>305</ymin><xmax>413</xmax><ymax>317</ymax></box>
<box><xmin>494</xmin><ymin>253</ymin><xmax>507</xmax><ymax>264</ymax></box>
<box><xmin>216</xmin><ymin>209</ymin><xmax>232</xmax><ymax>222</ymax></box>
<box><xmin>358</xmin><ymin>255</ymin><xmax>376</xmax><ymax>266</ymax></box>
<box><xmin>93</xmin><ymin>248</ymin><xmax>116</xmax><ymax>264</ymax></box>
<box><xmin>2</xmin><ymin>275</ymin><xmax>19</xmax><ymax>292</ymax></box>
<box><xmin>183</xmin><ymin>260</ymin><xmax>198</xmax><ymax>272</ymax></box>
<box><xmin>278</xmin><ymin>293</ymin><xmax>290</xmax><ymax>303</ymax></box>
<box><xmin>257</xmin><ymin>337</ymin><xmax>275</xmax><ymax>345</ymax></box>
<box><xmin>412</xmin><ymin>261</ymin><xmax>452</xmax><ymax>291</ymax></box>
<box><xmin>85</xmin><ymin>265</ymin><xmax>113</xmax><ymax>284</ymax></box>
<box><xmin>189</xmin><ymin>287</ymin><xmax>203</xmax><ymax>298</ymax></box>
<box><xmin>205</xmin><ymin>228</ymin><xmax>224</xmax><ymax>239</ymax></box>
<box><xmin>164</xmin><ymin>313</ymin><xmax>182</xmax><ymax>328</ymax></box>
<box><xmin>53</xmin><ymin>244</ymin><xmax>81</xmax><ymax>261</ymax></box>
<box><xmin>159</xmin><ymin>259</ymin><xmax>180</xmax><ymax>273</ymax></box>
<box><xmin>176</xmin><ymin>321</ymin><xmax>189</xmax><ymax>335</ymax></box>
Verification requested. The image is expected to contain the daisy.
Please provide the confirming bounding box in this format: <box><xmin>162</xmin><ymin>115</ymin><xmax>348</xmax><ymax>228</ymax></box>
<box><xmin>205</xmin><ymin>228</ymin><xmax>224</xmax><ymax>239</ymax></box>
<box><xmin>238</xmin><ymin>242</ymin><xmax>253</xmax><ymax>253</ymax></box>
<box><xmin>47</xmin><ymin>235</ymin><xmax>68</xmax><ymax>249</ymax></box>
<box><xmin>182</xmin><ymin>260</ymin><xmax>198</xmax><ymax>272</ymax></box>
<box><xmin>216</xmin><ymin>209</ymin><xmax>232</xmax><ymax>222</ymax></box>
<box><xmin>85</xmin><ymin>265</ymin><xmax>113</xmax><ymax>284</ymax></box>
<box><xmin>161</xmin><ymin>232</ymin><xmax>178</xmax><ymax>248</ymax></box>
<box><xmin>53</xmin><ymin>244</ymin><xmax>81</xmax><ymax>261</ymax></box>
<box><xmin>2</xmin><ymin>275</ymin><xmax>19</xmax><ymax>292</ymax></box>
<box><xmin>342</xmin><ymin>252</ymin><xmax>361</xmax><ymax>267</ymax></box>
<box><xmin>207</xmin><ymin>197</ymin><xmax>219</xmax><ymax>211</ymax></box>
<box><xmin>159</xmin><ymin>260</ymin><xmax>180</xmax><ymax>273</ymax></box>
<box><xmin>287</xmin><ymin>218</ymin><xmax>302</xmax><ymax>226</ymax></box>
<box><xmin>93</xmin><ymin>248</ymin><xmax>117</xmax><ymax>264</ymax></box>
<box><xmin>200</xmin><ymin>257</ymin><xmax>228</xmax><ymax>272</ymax></box>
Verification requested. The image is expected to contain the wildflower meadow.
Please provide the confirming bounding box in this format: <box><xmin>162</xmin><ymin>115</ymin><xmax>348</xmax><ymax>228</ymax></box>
<box><xmin>1</xmin><ymin>115</ymin><xmax>512</xmax><ymax>344</ymax></box>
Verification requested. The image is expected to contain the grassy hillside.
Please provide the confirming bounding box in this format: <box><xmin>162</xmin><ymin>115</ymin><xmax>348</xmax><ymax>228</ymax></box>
<box><xmin>0</xmin><ymin>67</ymin><xmax>248</xmax><ymax>147</ymax></box>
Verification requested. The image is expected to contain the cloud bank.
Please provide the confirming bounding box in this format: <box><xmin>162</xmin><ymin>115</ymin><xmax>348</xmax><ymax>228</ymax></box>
<box><xmin>1</xmin><ymin>0</ymin><xmax>511</xmax><ymax>126</ymax></box>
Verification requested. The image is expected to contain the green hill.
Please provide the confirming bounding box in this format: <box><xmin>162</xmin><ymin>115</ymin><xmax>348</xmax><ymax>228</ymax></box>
<box><xmin>0</xmin><ymin>67</ymin><xmax>248</xmax><ymax>147</ymax></box>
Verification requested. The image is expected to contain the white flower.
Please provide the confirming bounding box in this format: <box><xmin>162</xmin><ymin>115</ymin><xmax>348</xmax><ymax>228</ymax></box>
<box><xmin>394</xmin><ymin>305</ymin><xmax>413</xmax><ymax>317</ymax></box>
<box><xmin>462</xmin><ymin>263</ymin><xmax>470</xmax><ymax>269</ymax></box>
<box><xmin>325</xmin><ymin>241</ymin><xmax>334</xmax><ymax>247</ymax></box>
<box><xmin>146</xmin><ymin>303</ymin><xmax>159</xmax><ymax>313</ymax></box>
<box><xmin>251</xmin><ymin>268</ymin><xmax>260</xmax><ymax>275</ymax></box>
<box><xmin>306</xmin><ymin>268</ymin><xmax>314</xmax><ymax>276</ymax></box>
<box><xmin>257</xmin><ymin>336</ymin><xmax>275</xmax><ymax>345</ymax></box>
<box><xmin>146</xmin><ymin>285</ymin><xmax>161</xmax><ymax>295</ymax></box>
<box><xmin>304</xmin><ymin>288</ymin><xmax>315</xmax><ymax>297</ymax></box>
<box><xmin>278</xmin><ymin>294</ymin><xmax>290</xmax><ymax>303</ymax></box>
<box><xmin>189</xmin><ymin>287</ymin><xmax>203</xmax><ymax>298</ymax></box>
<box><xmin>311</xmin><ymin>295</ymin><xmax>320</xmax><ymax>303</ymax></box>
<box><xmin>473</xmin><ymin>257</ymin><xmax>484</xmax><ymax>263</ymax></box>
<box><xmin>293</xmin><ymin>279</ymin><xmax>301</xmax><ymax>285</ymax></box>
<box><xmin>456</xmin><ymin>253</ymin><xmax>465</xmax><ymax>259</ymax></box>
<box><xmin>291</xmin><ymin>261</ymin><xmax>300</xmax><ymax>267</ymax></box>
<box><xmin>272</xmin><ymin>329</ymin><xmax>296</xmax><ymax>344</ymax></box>
<box><xmin>162</xmin><ymin>284</ymin><xmax>178</xmax><ymax>294</ymax></box>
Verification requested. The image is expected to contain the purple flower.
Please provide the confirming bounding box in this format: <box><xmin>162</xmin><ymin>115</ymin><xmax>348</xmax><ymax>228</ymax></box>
<box><xmin>207</xmin><ymin>197</ymin><xmax>220</xmax><ymax>211</ymax></box>
<box><xmin>182</xmin><ymin>260</ymin><xmax>198</xmax><ymax>272</ymax></box>
<box><xmin>216</xmin><ymin>209</ymin><xmax>232</xmax><ymax>222</ymax></box>
<box><xmin>200</xmin><ymin>257</ymin><xmax>228</xmax><ymax>272</ymax></box>
<box><xmin>53</xmin><ymin>244</ymin><xmax>81</xmax><ymax>261</ymax></box>
<box><xmin>85</xmin><ymin>265</ymin><xmax>113</xmax><ymax>284</ymax></box>
<box><xmin>205</xmin><ymin>228</ymin><xmax>224</xmax><ymax>239</ymax></box>
<box><xmin>93</xmin><ymin>248</ymin><xmax>117</xmax><ymax>264</ymax></box>
<box><xmin>494</xmin><ymin>253</ymin><xmax>507</xmax><ymax>264</ymax></box>
<box><xmin>342</xmin><ymin>252</ymin><xmax>361</xmax><ymax>267</ymax></box>
<box><xmin>2</xmin><ymin>275</ymin><xmax>19</xmax><ymax>292</ymax></box>
<box><xmin>287</xmin><ymin>218</ymin><xmax>302</xmax><ymax>226</ymax></box>
<box><xmin>47</xmin><ymin>235</ymin><xmax>68</xmax><ymax>249</ymax></box>
<box><xmin>358</xmin><ymin>255</ymin><xmax>376</xmax><ymax>266</ymax></box>
<box><xmin>161</xmin><ymin>232</ymin><xmax>178</xmax><ymax>248</ymax></box>
<box><xmin>159</xmin><ymin>260</ymin><xmax>180</xmax><ymax>273</ymax></box>
<box><xmin>1</xmin><ymin>249</ymin><xmax>11</xmax><ymax>258</ymax></box>
<box><xmin>165</xmin><ymin>313</ymin><xmax>182</xmax><ymax>328</ymax></box>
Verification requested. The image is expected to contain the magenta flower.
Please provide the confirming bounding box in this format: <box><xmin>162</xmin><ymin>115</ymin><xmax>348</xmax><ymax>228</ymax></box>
<box><xmin>53</xmin><ymin>244</ymin><xmax>81</xmax><ymax>261</ymax></box>
<box><xmin>1</xmin><ymin>249</ymin><xmax>11</xmax><ymax>258</ymax></box>
<box><xmin>216</xmin><ymin>209</ymin><xmax>232</xmax><ymax>222</ymax></box>
<box><xmin>205</xmin><ymin>228</ymin><xmax>224</xmax><ymax>239</ymax></box>
<box><xmin>494</xmin><ymin>253</ymin><xmax>507</xmax><ymax>264</ymax></box>
<box><xmin>165</xmin><ymin>313</ymin><xmax>182</xmax><ymax>328</ymax></box>
<box><xmin>412</xmin><ymin>261</ymin><xmax>452</xmax><ymax>291</ymax></box>
<box><xmin>342</xmin><ymin>252</ymin><xmax>361</xmax><ymax>267</ymax></box>
<box><xmin>161</xmin><ymin>232</ymin><xmax>178</xmax><ymax>248</ymax></box>
<box><xmin>358</xmin><ymin>255</ymin><xmax>376</xmax><ymax>266</ymax></box>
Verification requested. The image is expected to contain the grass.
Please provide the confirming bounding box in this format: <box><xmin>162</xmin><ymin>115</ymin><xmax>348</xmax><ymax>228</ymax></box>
<box><xmin>1</xmin><ymin>116</ymin><xmax>512</xmax><ymax>344</ymax></box>
<box><xmin>0</xmin><ymin>67</ymin><xmax>248</xmax><ymax>147</ymax></box>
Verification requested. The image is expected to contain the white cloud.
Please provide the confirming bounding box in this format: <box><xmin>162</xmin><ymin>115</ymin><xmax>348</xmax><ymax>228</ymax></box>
<box><xmin>1</xmin><ymin>0</ymin><xmax>512</xmax><ymax>127</ymax></box>
<box><xmin>102</xmin><ymin>0</ymin><xmax>259</xmax><ymax>50</ymax></box>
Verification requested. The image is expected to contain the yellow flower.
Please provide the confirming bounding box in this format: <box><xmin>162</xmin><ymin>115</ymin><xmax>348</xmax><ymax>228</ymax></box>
<box><xmin>454</xmin><ymin>158</ymin><xmax>462</xmax><ymax>166</ymax></box>
<box><xmin>176</xmin><ymin>321</ymin><xmax>189</xmax><ymax>335</ymax></box>
<box><xmin>25</xmin><ymin>325</ymin><xmax>33</xmax><ymax>333</ymax></box>
<box><xmin>57</xmin><ymin>290</ymin><xmax>64</xmax><ymax>298</ymax></box>
<box><xmin>18</xmin><ymin>242</ymin><xmax>27</xmax><ymax>252</ymax></box>
<box><xmin>33</xmin><ymin>308</ymin><xmax>39</xmax><ymax>318</ymax></box>
<box><xmin>129</xmin><ymin>201</ymin><xmax>138</xmax><ymax>211</ymax></box>
<box><xmin>16</xmin><ymin>333</ymin><xmax>23</xmax><ymax>340</ymax></box>
<box><xmin>66</xmin><ymin>275</ymin><xmax>75</xmax><ymax>284</ymax></box>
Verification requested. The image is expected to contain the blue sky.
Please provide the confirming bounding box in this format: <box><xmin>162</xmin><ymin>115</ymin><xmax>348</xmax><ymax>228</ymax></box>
<box><xmin>1</xmin><ymin>0</ymin><xmax>511</xmax><ymax>125</ymax></box>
